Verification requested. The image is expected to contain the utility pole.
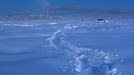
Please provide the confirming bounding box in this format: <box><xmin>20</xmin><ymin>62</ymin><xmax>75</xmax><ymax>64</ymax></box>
<box><xmin>43</xmin><ymin>0</ymin><xmax>49</xmax><ymax>18</ymax></box>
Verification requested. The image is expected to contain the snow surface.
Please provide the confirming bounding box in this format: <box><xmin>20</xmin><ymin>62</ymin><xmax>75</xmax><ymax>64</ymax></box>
<box><xmin>0</xmin><ymin>17</ymin><xmax>134</xmax><ymax>75</ymax></box>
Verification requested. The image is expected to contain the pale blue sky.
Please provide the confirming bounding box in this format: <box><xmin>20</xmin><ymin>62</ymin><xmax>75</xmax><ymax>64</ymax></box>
<box><xmin>0</xmin><ymin>0</ymin><xmax>134</xmax><ymax>16</ymax></box>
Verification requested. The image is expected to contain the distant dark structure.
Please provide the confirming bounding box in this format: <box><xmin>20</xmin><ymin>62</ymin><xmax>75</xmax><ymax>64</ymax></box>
<box><xmin>97</xmin><ymin>18</ymin><xmax>109</xmax><ymax>23</ymax></box>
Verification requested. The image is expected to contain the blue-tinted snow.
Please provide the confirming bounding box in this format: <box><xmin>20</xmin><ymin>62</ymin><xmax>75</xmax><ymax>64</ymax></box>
<box><xmin>0</xmin><ymin>17</ymin><xmax>134</xmax><ymax>75</ymax></box>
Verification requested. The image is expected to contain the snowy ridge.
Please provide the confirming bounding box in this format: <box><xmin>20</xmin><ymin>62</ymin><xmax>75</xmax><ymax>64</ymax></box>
<box><xmin>46</xmin><ymin>23</ymin><xmax>122</xmax><ymax>75</ymax></box>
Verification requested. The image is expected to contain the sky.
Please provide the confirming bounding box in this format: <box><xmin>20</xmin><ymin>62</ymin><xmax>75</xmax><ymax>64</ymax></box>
<box><xmin>0</xmin><ymin>0</ymin><xmax>134</xmax><ymax>16</ymax></box>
